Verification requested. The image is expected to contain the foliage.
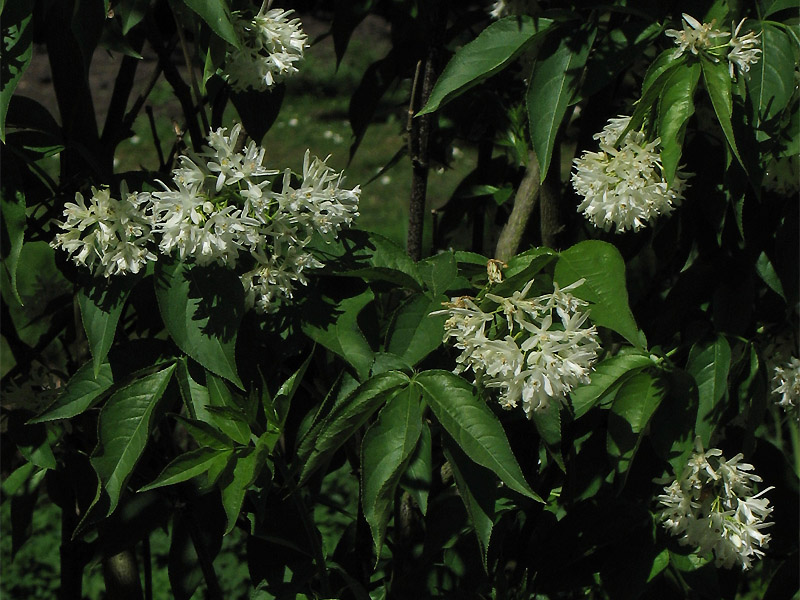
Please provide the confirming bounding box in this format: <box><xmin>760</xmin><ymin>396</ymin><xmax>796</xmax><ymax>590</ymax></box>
<box><xmin>1</xmin><ymin>0</ymin><xmax>798</xmax><ymax>599</ymax></box>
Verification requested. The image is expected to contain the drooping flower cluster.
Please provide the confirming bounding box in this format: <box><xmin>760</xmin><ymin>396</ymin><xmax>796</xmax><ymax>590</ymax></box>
<box><xmin>571</xmin><ymin>116</ymin><xmax>688</xmax><ymax>233</ymax></box>
<box><xmin>51</xmin><ymin>123</ymin><xmax>360</xmax><ymax>312</ymax></box>
<box><xmin>52</xmin><ymin>184</ymin><xmax>157</xmax><ymax>278</ymax></box>
<box><xmin>224</xmin><ymin>6</ymin><xmax>307</xmax><ymax>92</ymax></box>
<box><xmin>665</xmin><ymin>14</ymin><xmax>761</xmax><ymax>78</ymax></box>
<box><xmin>488</xmin><ymin>0</ymin><xmax>539</xmax><ymax>19</ymax></box>
<box><xmin>772</xmin><ymin>356</ymin><xmax>800</xmax><ymax>417</ymax></box>
<box><xmin>435</xmin><ymin>277</ymin><xmax>600</xmax><ymax>416</ymax></box>
<box><xmin>658</xmin><ymin>442</ymin><xmax>774</xmax><ymax>570</ymax></box>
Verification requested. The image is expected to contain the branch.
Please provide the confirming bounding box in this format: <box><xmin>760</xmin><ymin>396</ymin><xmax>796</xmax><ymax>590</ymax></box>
<box><xmin>494</xmin><ymin>151</ymin><xmax>541</xmax><ymax>261</ymax></box>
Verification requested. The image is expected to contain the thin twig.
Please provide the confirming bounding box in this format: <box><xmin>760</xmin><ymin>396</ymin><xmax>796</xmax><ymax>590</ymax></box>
<box><xmin>494</xmin><ymin>151</ymin><xmax>541</xmax><ymax>261</ymax></box>
<box><xmin>146</xmin><ymin>106</ymin><xmax>166</xmax><ymax>171</ymax></box>
<box><xmin>173</xmin><ymin>9</ymin><xmax>209</xmax><ymax>133</ymax></box>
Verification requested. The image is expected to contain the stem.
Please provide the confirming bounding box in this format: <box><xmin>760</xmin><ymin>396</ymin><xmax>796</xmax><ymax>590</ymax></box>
<box><xmin>540</xmin><ymin>142</ymin><xmax>563</xmax><ymax>249</ymax></box>
<box><xmin>174</xmin><ymin>9</ymin><xmax>210</xmax><ymax>133</ymax></box>
<box><xmin>494</xmin><ymin>151</ymin><xmax>541</xmax><ymax>261</ymax></box>
<box><xmin>406</xmin><ymin>0</ymin><xmax>447</xmax><ymax>262</ymax></box>
<box><xmin>102</xmin><ymin>28</ymin><xmax>146</xmax><ymax>152</ymax></box>
<box><xmin>145</xmin><ymin>14</ymin><xmax>204</xmax><ymax>150</ymax></box>
<box><xmin>58</xmin><ymin>497</ymin><xmax>84</xmax><ymax>600</ymax></box>
<box><xmin>146</xmin><ymin>106</ymin><xmax>166</xmax><ymax>171</ymax></box>
<box><xmin>185</xmin><ymin>509</ymin><xmax>224</xmax><ymax>599</ymax></box>
<box><xmin>102</xmin><ymin>549</ymin><xmax>143</xmax><ymax>600</ymax></box>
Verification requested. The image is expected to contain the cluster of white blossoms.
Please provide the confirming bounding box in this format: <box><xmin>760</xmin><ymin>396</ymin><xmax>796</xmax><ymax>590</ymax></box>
<box><xmin>772</xmin><ymin>356</ymin><xmax>800</xmax><ymax>417</ymax></box>
<box><xmin>52</xmin><ymin>183</ymin><xmax>157</xmax><ymax>278</ymax></box>
<box><xmin>225</xmin><ymin>5</ymin><xmax>307</xmax><ymax>92</ymax></box>
<box><xmin>658</xmin><ymin>442</ymin><xmax>774</xmax><ymax>570</ymax></box>
<box><xmin>665</xmin><ymin>14</ymin><xmax>762</xmax><ymax>78</ymax></box>
<box><xmin>571</xmin><ymin>115</ymin><xmax>688</xmax><ymax>233</ymax></box>
<box><xmin>488</xmin><ymin>0</ymin><xmax>538</xmax><ymax>19</ymax></box>
<box><xmin>52</xmin><ymin>123</ymin><xmax>360</xmax><ymax>313</ymax></box>
<box><xmin>435</xmin><ymin>277</ymin><xmax>600</xmax><ymax>416</ymax></box>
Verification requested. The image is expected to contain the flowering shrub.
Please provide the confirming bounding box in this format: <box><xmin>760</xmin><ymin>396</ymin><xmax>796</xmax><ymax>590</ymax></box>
<box><xmin>1</xmin><ymin>1</ymin><xmax>797</xmax><ymax>599</ymax></box>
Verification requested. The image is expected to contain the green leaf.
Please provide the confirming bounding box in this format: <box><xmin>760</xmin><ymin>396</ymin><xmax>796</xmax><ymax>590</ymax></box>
<box><xmin>270</xmin><ymin>351</ymin><xmax>314</xmax><ymax>430</ymax></box>
<box><xmin>28</xmin><ymin>360</ymin><xmax>114</xmax><ymax>423</ymax></box>
<box><xmin>339</xmin><ymin>231</ymin><xmax>422</xmax><ymax>290</ymax></box>
<box><xmin>181</xmin><ymin>0</ymin><xmax>239</xmax><ymax>47</ymax></box>
<box><xmin>0</xmin><ymin>0</ymin><xmax>33</xmax><ymax>142</ymax></box>
<box><xmin>569</xmin><ymin>351</ymin><xmax>655</xmax><ymax>418</ymax></box>
<box><xmin>442</xmin><ymin>434</ymin><xmax>495</xmax><ymax>569</ymax></box>
<box><xmin>361</xmin><ymin>384</ymin><xmax>423</xmax><ymax>553</ymax></box>
<box><xmin>686</xmin><ymin>336</ymin><xmax>731</xmax><ymax>447</ymax></box>
<box><xmin>418</xmin><ymin>251</ymin><xmax>459</xmax><ymax>298</ymax></box>
<box><xmin>701</xmin><ymin>56</ymin><xmax>743</xmax><ymax>169</ymax></box>
<box><xmin>155</xmin><ymin>260</ymin><xmax>243</xmax><ymax>388</ymax></box>
<box><xmin>387</xmin><ymin>294</ymin><xmax>446</xmax><ymax>367</ymax></box>
<box><xmin>658</xmin><ymin>61</ymin><xmax>701</xmax><ymax>185</ymax></box>
<box><xmin>529</xmin><ymin>401</ymin><xmax>561</xmax><ymax>453</ymax></box>
<box><xmin>418</xmin><ymin>15</ymin><xmax>554</xmax><ymax>115</ymax></box>
<box><xmin>555</xmin><ymin>240</ymin><xmax>646</xmax><ymax>348</ymax></box>
<box><xmin>607</xmin><ymin>371</ymin><xmax>665</xmax><ymax>477</ymax></box>
<box><xmin>747</xmin><ymin>23</ymin><xmax>796</xmax><ymax>125</ymax></box>
<box><xmin>755</xmin><ymin>251</ymin><xmax>786</xmax><ymax>299</ymax></box>
<box><xmin>759</xmin><ymin>0</ymin><xmax>798</xmax><ymax>17</ymax></box>
<box><xmin>416</xmin><ymin>370</ymin><xmax>541</xmax><ymax>501</ymax></box>
<box><xmin>527</xmin><ymin>26</ymin><xmax>595</xmax><ymax>180</ymax></box>
<box><xmin>0</xmin><ymin>187</ymin><xmax>26</xmax><ymax>305</ymax></box>
<box><xmin>139</xmin><ymin>446</ymin><xmax>233</xmax><ymax>492</ymax></box>
<box><xmin>401</xmin><ymin>422</ymin><xmax>432</xmax><ymax>515</ymax></box>
<box><xmin>641</xmin><ymin>49</ymin><xmax>681</xmax><ymax>96</ymax></box>
<box><xmin>297</xmin><ymin>370</ymin><xmax>409</xmax><ymax>484</ymax></box>
<box><xmin>173</xmin><ymin>415</ymin><xmax>234</xmax><ymax>450</ymax></box>
<box><xmin>115</xmin><ymin>0</ymin><xmax>150</xmax><ymax>34</ymax></box>
<box><xmin>78</xmin><ymin>277</ymin><xmax>135</xmax><ymax>377</ymax></box>
<box><xmin>91</xmin><ymin>364</ymin><xmax>176</xmax><ymax>514</ymax></box>
<box><xmin>219</xmin><ymin>447</ymin><xmax>262</xmax><ymax>533</ymax></box>
<box><xmin>206</xmin><ymin>371</ymin><xmax>251</xmax><ymax>445</ymax></box>
<box><xmin>302</xmin><ymin>289</ymin><xmax>375</xmax><ymax>381</ymax></box>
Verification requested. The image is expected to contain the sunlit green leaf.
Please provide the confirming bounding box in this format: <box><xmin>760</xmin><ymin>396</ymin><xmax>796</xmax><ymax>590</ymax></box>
<box><xmin>658</xmin><ymin>61</ymin><xmax>701</xmax><ymax>185</ymax></box>
<box><xmin>302</xmin><ymin>289</ymin><xmax>375</xmax><ymax>381</ymax></box>
<box><xmin>78</xmin><ymin>276</ymin><xmax>136</xmax><ymax>377</ymax></box>
<box><xmin>29</xmin><ymin>361</ymin><xmax>113</xmax><ymax>423</ymax></box>
<box><xmin>361</xmin><ymin>384</ymin><xmax>423</xmax><ymax>553</ymax></box>
<box><xmin>401</xmin><ymin>422</ymin><xmax>432</xmax><ymax>515</ymax></box>
<box><xmin>297</xmin><ymin>370</ymin><xmax>409</xmax><ymax>484</ymax></box>
<box><xmin>555</xmin><ymin>241</ymin><xmax>646</xmax><ymax>348</ymax></box>
<box><xmin>570</xmin><ymin>351</ymin><xmax>655</xmax><ymax>418</ymax></box>
<box><xmin>139</xmin><ymin>446</ymin><xmax>234</xmax><ymax>492</ymax></box>
<box><xmin>701</xmin><ymin>56</ymin><xmax>743</xmax><ymax>169</ymax></box>
<box><xmin>181</xmin><ymin>0</ymin><xmax>239</xmax><ymax>47</ymax></box>
<box><xmin>387</xmin><ymin>294</ymin><xmax>446</xmax><ymax>367</ymax></box>
<box><xmin>418</xmin><ymin>16</ymin><xmax>554</xmax><ymax>115</ymax></box>
<box><xmin>686</xmin><ymin>335</ymin><xmax>731</xmax><ymax>447</ymax></box>
<box><xmin>155</xmin><ymin>260</ymin><xmax>243</xmax><ymax>388</ymax></box>
<box><xmin>416</xmin><ymin>370</ymin><xmax>541</xmax><ymax>501</ymax></box>
<box><xmin>443</xmin><ymin>434</ymin><xmax>495</xmax><ymax>568</ymax></box>
<box><xmin>0</xmin><ymin>0</ymin><xmax>33</xmax><ymax>141</ymax></box>
<box><xmin>91</xmin><ymin>364</ymin><xmax>176</xmax><ymax>514</ymax></box>
<box><xmin>528</xmin><ymin>26</ymin><xmax>595</xmax><ymax>180</ymax></box>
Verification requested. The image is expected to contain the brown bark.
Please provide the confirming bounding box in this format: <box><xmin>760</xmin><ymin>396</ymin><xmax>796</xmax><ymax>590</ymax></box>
<box><xmin>494</xmin><ymin>151</ymin><xmax>542</xmax><ymax>261</ymax></box>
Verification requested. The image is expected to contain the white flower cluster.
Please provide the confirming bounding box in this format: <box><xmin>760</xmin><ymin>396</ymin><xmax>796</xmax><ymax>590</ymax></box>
<box><xmin>225</xmin><ymin>6</ymin><xmax>307</xmax><ymax>92</ymax></box>
<box><xmin>52</xmin><ymin>124</ymin><xmax>360</xmax><ymax>313</ymax></box>
<box><xmin>772</xmin><ymin>356</ymin><xmax>800</xmax><ymax>417</ymax></box>
<box><xmin>665</xmin><ymin>14</ymin><xmax>761</xmax><ymax>78</ymax></box>
<box><xmin>52</xmin><ymin>184</ymin><xmax>157</xmax><ymax>278</ymax></box>
<box><xmin>488</xmin><ymin>0</ymin><xmax>538</xmax><ymax>19</ymax></box>
<box><xmin>435</xmin><ymin>278</ymin><xmax>600</xmax><ymax>416</ymax></box>
<box><xmin>658</xmin><ymin>443</ymin><xmax>774</xmax><ymax>570</ymax></box>
<box><xmin>571</xmin><ymin>116</ymin><xmax>688</xmax><ymax>233</ymax></box>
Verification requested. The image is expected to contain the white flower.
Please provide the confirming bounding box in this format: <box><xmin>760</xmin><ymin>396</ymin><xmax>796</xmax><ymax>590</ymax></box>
<box><xmin>572</xmin><ymin>115</ymin><xmax>688</xmax><ymax>233</ymax></box>
<box><xmin>658</xmin><ymin>441</ymin><xmax>774</xmax><ymax>570</ymax></box>
<box><xmin>488</xmin><ymin>0</ymin><xmax>539</xmax><ymax>19</ymax></box>
<box><xmin>665</xmin><ymin>13</ymin><xmax>729</xmax><ymax>60</ymax></box>
<box><xmin>727</xmin><ymin>19</ymin><xmax>762</xmax><ymax>78</ymax></box>
<box><xmin>435</xmin><ymin>278</ymin><xmax>600</xmax><ymax>415</ymax></box>
<box><xmin>51</xmin><ymin>184</ymin><xmax>157</xmax><ymax>277</ymax></box>
<box><xmin>224</xmin><ymin>7</ymin><xmax>307</xmax><ymax>92</ymax></box>
<box><xmin>772</xmin><ymin>357</ymin><xmax>800</xmax><ymax>417</ymax></box>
